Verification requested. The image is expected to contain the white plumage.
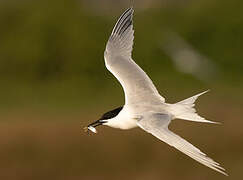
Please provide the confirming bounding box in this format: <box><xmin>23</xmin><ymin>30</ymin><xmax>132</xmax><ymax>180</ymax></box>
<box><xmin>88</xmin><ymin>7</ymin><xmax>227</xmax><ymax>176</ymax></box>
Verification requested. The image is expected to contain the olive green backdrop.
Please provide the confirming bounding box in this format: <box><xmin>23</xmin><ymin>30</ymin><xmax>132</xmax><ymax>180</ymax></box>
<box><xmin>0</xmin><ymin>0</ymin><xmax>242</xmax><ymax>179</ymax></box>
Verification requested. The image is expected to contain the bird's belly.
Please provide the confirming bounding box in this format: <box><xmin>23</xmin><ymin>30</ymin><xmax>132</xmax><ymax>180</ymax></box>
<box><xmin>105</xmin><ymin>117</ymin><xmax>138</xmax><ymax>130</ymax></box>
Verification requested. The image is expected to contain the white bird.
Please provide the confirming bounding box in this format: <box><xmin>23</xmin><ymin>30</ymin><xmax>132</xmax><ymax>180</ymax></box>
<box><xmin>85</xmin><ymin>7</ymin><xmax>227</xmax><ymax>176</ymax></box>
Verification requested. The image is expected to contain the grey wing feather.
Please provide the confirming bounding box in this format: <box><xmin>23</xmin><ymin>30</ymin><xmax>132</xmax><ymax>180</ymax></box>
<box><xmin>104</xmin><ymin>8</ymin><xmax>165</xmax><ymax>105</ymax></box>
<box><xmin>137</xmin><ymin>113</ymin><xmax>227</xmax><ymax>176</ymax></box>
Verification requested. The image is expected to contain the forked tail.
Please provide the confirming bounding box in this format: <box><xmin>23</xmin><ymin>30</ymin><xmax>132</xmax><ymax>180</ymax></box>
<box><xmin>170</xmin><ymin>90</ymin><xmax>219</xmax><ymax>123</ymax></box>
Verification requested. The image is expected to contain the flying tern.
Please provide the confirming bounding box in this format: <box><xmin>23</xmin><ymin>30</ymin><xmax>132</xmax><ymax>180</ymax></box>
<box><xmin>85</xmin><ymin>7</ymin><xmax>227</xmax><ymax>176</ymax></box>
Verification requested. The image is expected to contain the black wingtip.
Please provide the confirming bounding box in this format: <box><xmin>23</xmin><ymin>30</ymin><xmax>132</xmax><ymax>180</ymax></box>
<box><xmin>111</xmin><ymin>7</ymin><xmax>134</xmax><ymax>37</ymax></box>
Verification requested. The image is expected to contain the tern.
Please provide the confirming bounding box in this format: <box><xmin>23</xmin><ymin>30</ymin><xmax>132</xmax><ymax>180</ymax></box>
<box><xmin>85</xmin><ymin>7</ymin><xmax>227</xmax><ymax>175</ymax></box>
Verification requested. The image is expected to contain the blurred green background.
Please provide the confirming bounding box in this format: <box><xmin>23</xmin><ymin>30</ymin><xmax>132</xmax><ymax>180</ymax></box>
<box><xmin>0</xmin><ymin>0</ymin><xmax>242</xmax><ymax>179</ymax></box>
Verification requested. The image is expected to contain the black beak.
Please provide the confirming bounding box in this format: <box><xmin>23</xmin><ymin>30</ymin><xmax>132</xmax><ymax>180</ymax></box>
<box><xmin>87</xmin><ymin>120</ymin><xmax>104</xmax><ymax>128</ymax></box>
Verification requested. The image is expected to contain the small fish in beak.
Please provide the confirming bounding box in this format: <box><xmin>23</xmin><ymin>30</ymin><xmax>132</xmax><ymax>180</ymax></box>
<box><xmin>84</xmin><ymin>119</ymin><xmax>105</xmax><ymax>134</ymax></box>
<box><xmin>84</xmin><ymin>126</ymin><xmax>97</xmax><ymax>134</ymax></box>
<box><xmin>88</xmin><ymin>126</ymin><xmax>97</xmax><ymax>133</ymax></box>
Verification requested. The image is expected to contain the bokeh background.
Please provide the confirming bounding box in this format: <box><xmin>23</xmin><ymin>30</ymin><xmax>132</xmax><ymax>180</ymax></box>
<box><xmin>0</xmin><ymin>0</ymin><xmax>242</xmax><ymax>179</ymax></box>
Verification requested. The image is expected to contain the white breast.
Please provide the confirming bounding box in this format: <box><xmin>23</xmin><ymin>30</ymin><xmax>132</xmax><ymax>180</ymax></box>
<box><xmin>104</xmin><ymin>107</ymin><xmax>138</xmax><ymax>130</ymax></box>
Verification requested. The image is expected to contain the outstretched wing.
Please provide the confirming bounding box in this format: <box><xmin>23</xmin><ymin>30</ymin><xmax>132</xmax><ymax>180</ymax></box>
<box><xmin>104</xmin><ymin>8</ymin><xmax>165</xmax><ymax>105</ymax></box>
<box><xmin>137</xmin><ymin>113</ymin><xmax>227</xmax><ymax>176</ymax></box>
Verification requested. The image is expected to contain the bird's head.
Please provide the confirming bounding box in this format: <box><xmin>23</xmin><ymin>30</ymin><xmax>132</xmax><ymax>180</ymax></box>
<box><xmin>84</xmin><ymin>106</ymin><xmax>123</xmax><ymax>134</ymax></box>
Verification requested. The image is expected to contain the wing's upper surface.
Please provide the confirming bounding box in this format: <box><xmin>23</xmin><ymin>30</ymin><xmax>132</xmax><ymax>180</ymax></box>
<box><xmin>137</xmin><ymin>113</ymin><xmax>227</xmax><ymax>176</ymax></box>
<box><xmin>104</xmin><ymin>8</ymin><xmax>165</xmax><ymax>105</ymax></box>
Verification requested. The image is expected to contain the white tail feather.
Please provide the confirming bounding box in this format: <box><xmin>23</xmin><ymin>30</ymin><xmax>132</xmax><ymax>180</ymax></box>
<box><xmin>170</xmin><ymin>90</ymin><xmax>219</xmax><ymax>124</ymax></box>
